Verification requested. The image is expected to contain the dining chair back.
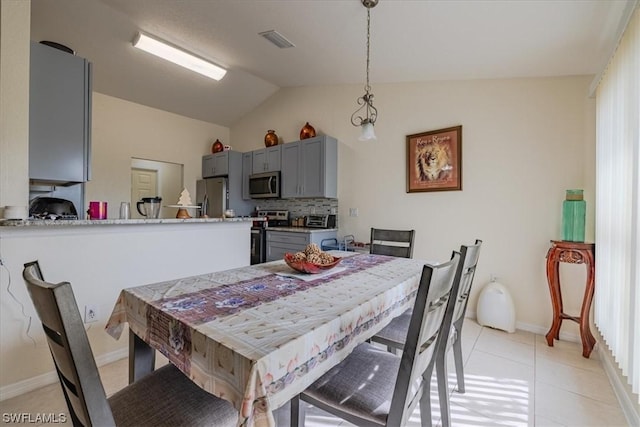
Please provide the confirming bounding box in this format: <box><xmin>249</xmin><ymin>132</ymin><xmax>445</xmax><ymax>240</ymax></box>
<box><xmin>292</xmin><ymin>251</ymin><xmax>461</xmax><ymax>427</ymax></box>
<box><xmin>436</xmin><ymin>239</ymin><xmax>482</xmax><ymax>426</ymax></box>
<box><xmin>370</xmin><ymin>228</ymin><xmax>415</xmax><ymax>258</ymax></box>
<box><xmin>367</xmin><ymin>239</ymin><xmax>482</xmax><ymax>426</ymax></box>
<box><xmin>388</xmin><ymin>251</ymin><xmax>461</xmax><ymax>427</ymax></box>
<box><xmin>22</xmin><ymin>261</ymin><xmax>238</xmax><ymax>427</ymax></box>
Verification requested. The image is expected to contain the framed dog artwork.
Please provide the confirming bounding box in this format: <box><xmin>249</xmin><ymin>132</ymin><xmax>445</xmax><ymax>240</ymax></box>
<box><xmin>406</xmin><ymin>125</ymin><xmax>462</xmax><ymax>193</ymax></box>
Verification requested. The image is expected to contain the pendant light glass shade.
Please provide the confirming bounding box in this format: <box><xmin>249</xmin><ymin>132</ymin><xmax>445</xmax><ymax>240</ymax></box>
<box><xmin>359</xmin><ymin>121</ymin><xmax>377</xmax><ymax>141</ymax></box>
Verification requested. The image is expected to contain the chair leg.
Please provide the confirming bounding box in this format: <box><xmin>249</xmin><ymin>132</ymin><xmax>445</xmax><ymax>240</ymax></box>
<box><xmin>452</xmin><ymin>334</ymin><xmax>465</xmax><ymax>393</ymax></box>
<box><xmin>290</xmin><ymin>395</ymin><xmax>305</xmax><ymax>427</ymax></box>
<box><xmin>436</xmin><ymin>348</ymin><xmax>451</xmax><ymax>427</ymax></box>
<box><xmin>387</xmin><ymin>345</ymin><xmax>398</xmax><ymax>355</ymax></box>
<box><xmin>420</xmin><ymin>364</ymin><xmax>434</xmax><ymax>427</ymax></box>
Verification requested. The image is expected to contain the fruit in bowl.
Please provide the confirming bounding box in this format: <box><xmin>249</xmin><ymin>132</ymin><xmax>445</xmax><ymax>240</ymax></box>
<box><xmin>284</xmin><ymin>243</ymin><xmax>341</xmax><ymax>274</ymax></box>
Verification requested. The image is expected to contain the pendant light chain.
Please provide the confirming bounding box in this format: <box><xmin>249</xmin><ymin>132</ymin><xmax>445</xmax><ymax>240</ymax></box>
<box><xmin>365</xmin><ymin>7</ymin><xmax>371</xmax><ymax>94</ymax></box>
<box><xmin>351</xmin><ymin>0</ymin><xmax>378</xmax><ymax>135</ymax></box>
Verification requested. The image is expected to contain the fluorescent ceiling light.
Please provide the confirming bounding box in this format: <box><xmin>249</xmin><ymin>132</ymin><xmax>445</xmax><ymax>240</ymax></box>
<box><xmin>133</xmin><ymin>32</ymin><xmax>227</xmax><ymax>81</ymax></box>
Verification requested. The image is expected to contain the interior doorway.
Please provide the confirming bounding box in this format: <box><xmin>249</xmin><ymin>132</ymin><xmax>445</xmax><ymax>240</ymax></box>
<box><xmin>131</xmin><ymin>168</ymin><xmax>158</xmax><ymax>218</ymax></box>
<box><xmin>130</xmin><ymin>158</ymin><xmax>184</xmax><ymax>219</ymax></box>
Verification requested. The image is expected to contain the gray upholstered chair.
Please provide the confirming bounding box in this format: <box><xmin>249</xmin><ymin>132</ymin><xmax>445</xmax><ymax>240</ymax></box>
<box><xmin>369</xmin><ymin>240</ymin><xmax>483</xmax><ymax>426</ymax></box>
<box><xmin>290</xmin><ymin>251</ymin><xmax>461</xmax><ymax>427</ymax></box>
<box><xmin>370</xmin><ymin>228</ymin><xmax>415</xmax><ymax>258</ymax></box>
<box><xmin>22</xmin><ymin>261</ymin><xmax>238</xmax><ymax>427</ymax></box>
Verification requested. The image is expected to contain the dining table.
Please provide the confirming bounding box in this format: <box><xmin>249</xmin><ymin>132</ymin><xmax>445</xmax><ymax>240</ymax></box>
<box><xmin>105</xmin><ymin>251</ymin><xmax>427</xmax><ymax>427</ymax></box>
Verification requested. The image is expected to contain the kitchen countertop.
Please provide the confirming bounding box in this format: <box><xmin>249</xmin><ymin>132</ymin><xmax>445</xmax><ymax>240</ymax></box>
<box><xmin>0</xmin><ymin>217</ymin><xmax>262</xmax><ymax>227</ymax></box>
<box><xmin>266</xmin><ymin>227</ymin><xmax>338</xmax><ymax>233</ymax></box>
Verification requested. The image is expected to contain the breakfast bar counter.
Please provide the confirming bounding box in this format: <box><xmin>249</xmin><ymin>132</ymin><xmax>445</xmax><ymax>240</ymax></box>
<box><xmin>0</xmin><ymin>216</ymin><xmax>259</xmax><ymax>227</ymax></box>
<box><xmin>0</xmin><ymin>218</ymin><xmax>256</xmax><ymax>397</ymax></box>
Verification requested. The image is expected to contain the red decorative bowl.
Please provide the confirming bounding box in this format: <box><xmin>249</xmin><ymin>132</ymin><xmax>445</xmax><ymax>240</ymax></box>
<box><xmin>284</xmin><ymin>253</ymin><xmax>341</xmax><ymax>274</ymax></box>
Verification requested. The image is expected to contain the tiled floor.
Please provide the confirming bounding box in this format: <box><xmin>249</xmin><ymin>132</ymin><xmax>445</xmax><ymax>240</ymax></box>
<box><xmin>0</xmin><ymin>319</ymin><xmax>628</xmax><ymax>426</ymax></box>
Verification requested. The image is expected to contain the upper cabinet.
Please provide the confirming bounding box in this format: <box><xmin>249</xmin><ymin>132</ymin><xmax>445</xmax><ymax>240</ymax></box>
<box><xmin>251</xmin><ymin>146</ymin><xmax>281</xmax><ymax>174</ymax></box>
<box><xmin>29</xmin><ymin>42</ymin><xmax>92</xmax><ymax>183</ymax></box>
<box><xmin>203</xmin><ymin>151</ymin><xmax>237</xmax><ymax>177</ymax></box>
<box><xmin>281</xmin><ymin>136</ymin><xmax>337</xmax><ymax>199</ymax></box>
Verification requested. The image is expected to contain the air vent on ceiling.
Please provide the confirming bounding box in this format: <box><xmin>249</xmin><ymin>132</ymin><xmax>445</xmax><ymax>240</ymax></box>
<box><xmin>259</xmin><ymin>30</ymin><xmax>295</xmax><ymax>49</ymax></box>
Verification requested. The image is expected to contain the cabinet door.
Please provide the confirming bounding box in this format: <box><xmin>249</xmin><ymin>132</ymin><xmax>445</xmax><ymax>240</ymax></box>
<box><xmin>29</xmin><ymin>42</ymin><xmax>91</xmax><ymax>183</ymax></box>
<box><xmin>280</xmin><ymin>142</ymin><xmax>301</xmax><ymax>198</ymax></box>
<box><xmin>212</xmin><ymin>152</ymin><xmax>229</xmax><ymax>176</ymax></box>
<box><xmin>300</xmin><ymin>138</ymin><xmax>325</xmax><ymax>197</ymax></box>
<box><xmin>203</xmin><ymin>152</ymin><xmax>229</xmax><ymax>177</ymax></box>
<box><xmin>202</xmin><ymin>155</ymin><xmax>215</xmax><ymax>178</ymax></box>
<box><xmin>301</xmin><ymin>136</ymin><xmax>337</xmax><ymax>198</ymax></box>
<box><xmin>266</xmin><ymin>231</ymin><xmax>310</xmax><ymax>261</ymax></box>
<box><xmin>265</xmin><ymin>145</ymin><xmax>281</xmax><ymax>172</ymax></box>
<box><xmin>252</xmin><ymin>146</ymin><xmax>282</xmax><ymax>174</ymax></box>
<box><xmin>252</xmin><ymin>149</ymin><xmax>267</xmax><ymax>174</ymax></box>
<box><xmin>242</xmin><ymin>152</ymin><xmax>252</xmax><ymax>200</ymax></box>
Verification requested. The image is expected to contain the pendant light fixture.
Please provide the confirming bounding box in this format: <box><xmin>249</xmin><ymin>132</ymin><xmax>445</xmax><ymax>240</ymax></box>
<box><xmin>351</xmin><ymin>0</ymin><xmax>379</xmax><ymax>141</ymax></box>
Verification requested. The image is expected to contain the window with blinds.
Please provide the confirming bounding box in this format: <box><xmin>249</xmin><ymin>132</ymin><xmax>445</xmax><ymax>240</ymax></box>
<box><xmin>594</xmin><ymin>5</ymin><xmax>639</xmax><ymax>407</ymax></box>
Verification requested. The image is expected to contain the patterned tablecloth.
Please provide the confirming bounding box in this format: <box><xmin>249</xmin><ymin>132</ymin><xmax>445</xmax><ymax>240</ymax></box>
<box><xmin>106</xmin><ymin>252</ymin><xmax>425</xmax><ymax>427</ymax></box>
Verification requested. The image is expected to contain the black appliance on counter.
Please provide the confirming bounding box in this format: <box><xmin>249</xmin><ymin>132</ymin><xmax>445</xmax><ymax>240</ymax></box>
<box><xmin>305</xmin><ymin>214</ymin><xmax>337</xmax><ymax>229</ymax></box>
<box><xmin>28</xmin><ymin>197</ymin><xmax>79</xmax><ymax>220</ymax></box>
<box><xmin>250</xmin><ymin>210</ymin><xmax>289</xmax><ymax>264</ymax></box>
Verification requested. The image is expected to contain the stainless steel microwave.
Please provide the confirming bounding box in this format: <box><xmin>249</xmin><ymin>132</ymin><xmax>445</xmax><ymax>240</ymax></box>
<box><xmin>249</xmin><ymin>171</ymin><xmax>280</xmax><ymax>199</ymax></box>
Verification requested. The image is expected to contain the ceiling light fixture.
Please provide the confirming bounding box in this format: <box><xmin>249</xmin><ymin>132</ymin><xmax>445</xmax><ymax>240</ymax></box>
<box><xmin>351</xmin><ymin>0</ymin><xmax>379</xmax><ymax>141</ymax></box>
<box><xmin>133</xmin><ymin>32</ymin><xmax>227</xmax><ymax>81</ymax></box>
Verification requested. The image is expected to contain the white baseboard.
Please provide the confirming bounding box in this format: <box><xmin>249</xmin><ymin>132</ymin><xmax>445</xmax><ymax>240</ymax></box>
<box><xmin>0</xmin><ymin>347</ymin><xmax>128</xmax><ymax>402</ymax></box>
<box><xmin>465</xmin><ymin>310</ymin><xmax>581</xmax><ymax>343</ymax></box>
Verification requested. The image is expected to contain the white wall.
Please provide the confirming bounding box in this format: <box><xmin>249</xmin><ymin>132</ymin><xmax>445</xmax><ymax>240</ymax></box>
<box><xmin>231</xmin><ymin>76</ymin><xmax>596</xmax><ymax>334</ymax></box>
<box><xmin>88</xmin><ymin>93</ymin><xmax>229</xmax><ymax>219</ymax></box>
<box><xmin>0</xmin><ymin>0</ymin><xmax>30</xmax><ymax>215</ymax></box>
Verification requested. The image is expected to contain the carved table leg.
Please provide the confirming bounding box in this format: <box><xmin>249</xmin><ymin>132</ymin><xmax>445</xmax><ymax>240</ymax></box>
<box><xmin>579</xmin><ymin>250</ymin><xmax>596</xmax><ymax>358</ymax></box>
<box><xmin>545</xmin><ymin>247</ymin><xmax>562</xmax><ymax>346</ymax></box>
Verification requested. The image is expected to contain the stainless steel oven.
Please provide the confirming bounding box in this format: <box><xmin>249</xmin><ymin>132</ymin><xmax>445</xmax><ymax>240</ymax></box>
<box><xmin>249</xmin><ymin>171</ymin><xmax>280</xmax><ymax>199</ymax></box>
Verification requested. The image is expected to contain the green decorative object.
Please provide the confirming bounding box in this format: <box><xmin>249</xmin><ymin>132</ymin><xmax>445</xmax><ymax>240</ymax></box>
<box><xmin>562</xmin><ymin>189</ymin><xmax>586</xmax><ymax>242</ymax></box>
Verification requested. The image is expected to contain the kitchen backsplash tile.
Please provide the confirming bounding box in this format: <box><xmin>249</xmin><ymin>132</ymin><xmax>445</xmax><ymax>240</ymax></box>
<box><xmin>257</xmin><ymin>198</ymin><xmax>338</xmax><ymax>222</ymax></box>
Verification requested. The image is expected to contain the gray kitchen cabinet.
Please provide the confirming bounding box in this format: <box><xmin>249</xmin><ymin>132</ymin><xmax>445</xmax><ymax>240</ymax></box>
<box><xmin>266</xmin><ymin>229</ymin><xmax>337</xmax><ymax>262</ymax></box>
<box><xmin>251</xmin><ymin>145</ymin><xmax>281</xmax><ymax>174</ymax></box>
<box><xmin>29</xmin><ymin>41</ymin><xmax>92</xmax><ymax>183</ymax></box>
<box><xmin>203</xmin><ymin>151</ymin><xmax>238</xmax><ymax>178</ymax></box>
<box><xmin>281</xmin><ymin>135</ymin><xmax>337</xmax><ymax>198</ymax></box>
<box><xmin>242</xmin><ymin>152</ymin><xmax>252</xmax><ymax>200</ymax></box>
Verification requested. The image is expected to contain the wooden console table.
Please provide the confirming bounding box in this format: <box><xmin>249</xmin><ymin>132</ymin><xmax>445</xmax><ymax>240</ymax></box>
<box><xmin>545</xmin><ymin>240</ymin><xmax>596</xmax><ymax>358</ymax></box>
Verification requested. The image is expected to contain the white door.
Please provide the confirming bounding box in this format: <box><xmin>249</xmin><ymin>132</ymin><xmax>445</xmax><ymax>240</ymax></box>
<box><xmin>131</xmin><ymin>168</ymin><xmax>158</xmax><ymax>218</ymax></box>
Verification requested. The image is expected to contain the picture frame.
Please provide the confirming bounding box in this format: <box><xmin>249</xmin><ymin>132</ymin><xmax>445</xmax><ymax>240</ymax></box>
<box><xmin>406</xmin><ymin>125</ymin><xmax>462</xmax><ymax>193</ymax></box>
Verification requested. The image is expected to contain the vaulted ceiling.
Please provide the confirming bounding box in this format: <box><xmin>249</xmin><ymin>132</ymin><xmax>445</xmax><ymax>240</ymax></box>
<box><xmin>30</xmin><ymin>0</ymin><xmax>633</xmax><ymax>126</ymax></box>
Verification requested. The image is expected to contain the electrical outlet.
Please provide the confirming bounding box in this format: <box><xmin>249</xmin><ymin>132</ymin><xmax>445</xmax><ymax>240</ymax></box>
<box><xmin>84</xmin><ymin>304</ymin><xmax>99</xmax><ymax>323</ymax></box>
<box><xmin>349</xmin><ymin>208</ymin><xmax>359</xmax><ymax>217</ymax></box>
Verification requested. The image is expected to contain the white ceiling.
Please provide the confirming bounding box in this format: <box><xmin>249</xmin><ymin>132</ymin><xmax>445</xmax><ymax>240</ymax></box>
<box><xmin>30</xmin><ymin>0</ymin><xmax>633</xmax><ymax>127</ymax></box>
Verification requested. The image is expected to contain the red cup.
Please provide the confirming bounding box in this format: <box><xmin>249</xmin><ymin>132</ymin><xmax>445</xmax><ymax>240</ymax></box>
<box><xmin>88</xmin><ymin>201</ymin><xmax>107</xmax><ymax>220</ymax></box>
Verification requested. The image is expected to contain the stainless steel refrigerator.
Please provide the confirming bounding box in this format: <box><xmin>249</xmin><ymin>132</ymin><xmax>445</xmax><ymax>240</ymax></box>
<box><xmin>196</xmin><ymin>177</ymin><xmax>228</xmax><ymax>218</ymax></box>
